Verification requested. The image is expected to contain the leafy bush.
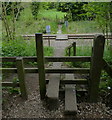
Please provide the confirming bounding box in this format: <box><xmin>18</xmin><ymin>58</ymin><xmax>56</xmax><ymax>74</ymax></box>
<box><xmin>2</xmin><ymin>37</ymin><xmax>53</xmax><ymax>57</ymax></box>
<box><xmin>2</xmin><ymin>38</ymin><xmax>27</xmax><ymax>57</ymax></box>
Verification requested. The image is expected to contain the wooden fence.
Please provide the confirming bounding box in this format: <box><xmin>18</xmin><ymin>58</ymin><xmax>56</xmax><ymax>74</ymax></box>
<box><xmin>1</xmin><ymin>34</ymin><xmax>112</xmax><ymax>103</ymax></box>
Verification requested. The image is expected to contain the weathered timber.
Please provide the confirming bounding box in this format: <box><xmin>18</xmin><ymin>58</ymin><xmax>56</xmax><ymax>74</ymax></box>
<box><xmin>61</xmin><ymin>79</ymin><xmax>88</xmax><ymax>84</ymax></box>
<box><xmin>68</xmin><ymin>34</ymin><xmax>112</xmax><ymax>39</ymax></box>
<box><xmin>22</xmin><ymin>34</ymin><xmax>112</xmax><ymax>40</ymax></box>
<box><xmin>72</xmin><ymin>42</ymin><xmax>76</xmax><ymax>66</ymax></box>
<box><xmin>40</xmin><ymin>68</ymin><xmax>89</xmax><ymax>74</ymax></box>
<box><xmin>56</xmin><ymin>34</ymin><xmax>68</xmax><ymax>40</ymax></box>
<box><xmin>89</xmin><ymin>34</ymin><xmax>105</xmax><ymax>102</ymax></box>
<box><xmin>68</xmin><ymin>48</ymin><xmax>71</xmax><ymax>56</ymax></box>
<box><xmin>68</xmin><ymin>37</ymin><xmax>94</xmax><ymax>39</ymax></box>
<box><xmin>73</xmin><ymin>42</ymin><xmax>76</xmax><ymax>56</ymax></box>
<box><xmin>35</xmin><ymin>33</ymin><xmax>46</xmax><ymax>99</ymax></box>
<box><xmin>66</xmin><ymin>44</ymin><xmax>73</xmax><ymax>50</ymax></box>
<box><xmin>1</xmin><ymin>68</ymin><xmax>17</xmax><ymax>73</ymax></box>
<box><xmin>1</xmin><ymin>68</ymin><xmax>90</xmax><ymax>74</ymax></box>
<box><xmin>65</xmin><ymin>85</ymin><xmax>77</xmax><ymax>114</ymax></box>
<box><xmin>46</xmin><ymin>61</ymin><xmax>61</xmax><ymax>99</ymax></box>
<box><xmin>46</xmin><ymin>79</ymin><xmax>87</xmax><ymax>85</ymax></box>
<box><xmin>64</xmin><ymin>74</ymin><xmax>77</xmax><ymax>114</ymax></box>
<box><xmin>1</xmin><ymin>56</ymin><xmax>91</xmax><ymax>62</ymax></box>
<box><xmin>2</xmin><ymin>82</ymin><xmax>19</xmax><ymax>87</ymax></box>
<box><xmin>25</xmin><ymin>68</ymin><xmax>89</xmax><ymax>73</ymax></box>
<box><xmin>45</xmin><ymin>56</ymin><xmax>91</xmax><ymax>62</ymax></box>
<box><xmin>16</xmin><ymin>57</ymin><xmax>28</xmax><ymax>100</ymax></box>
<box><xmin>22</xmin><ymin>34</ymin><xmax>56</xmax><ymax>37</ymax></box>
<box><xmin>103</xmin><ymin>59</ymin><xmax>112</xmax><ymax>78</ymax></box>
<box><xmin>46</xmin><ymin>74</ymin><xmax>60</xmax><ymax>99</ymax></box>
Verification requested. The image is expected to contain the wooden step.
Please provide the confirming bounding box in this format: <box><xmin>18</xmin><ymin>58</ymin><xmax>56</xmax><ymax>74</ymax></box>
<box><xmin>64</xmin><ymin>74</ymin><xmax>77</xmax><ymax>114</ymax></box>
<box><xmin>46</xmin><ymin>74</ymin><xmax>60</xmax><ymax>99</ymax></box>
<box><xmin>46</xmin><ymin>62</ymin><xmax>61</xmax><ymax>99</ymax></box>
<box><xmin>65</xmin><ymin>85</ymin><xmax>77</xmax><ymax>114</ymax></box>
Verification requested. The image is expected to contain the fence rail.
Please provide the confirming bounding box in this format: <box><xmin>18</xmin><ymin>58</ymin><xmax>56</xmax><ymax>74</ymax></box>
<box><xmin>22</xmin><ymin>34</ymin><xmax>112</xmax><ymax>40</ymax></box>
<box><xmin>2</xmin><ymin>34</ymin><xmax>112</xmax><ymax>103</ymax></box>
<box><xmin>1</xmin><ymin>56</ymin><xmax>91</xmax><ymax>62</ymax></box>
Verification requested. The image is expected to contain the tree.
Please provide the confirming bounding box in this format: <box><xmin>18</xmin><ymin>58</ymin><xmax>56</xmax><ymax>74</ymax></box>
<box><xmin>57</xmin><ymin>2</ymin><xmax>87</xmax><ymax>21</ymax></box>
<box><xmin>31</xmin><ymin>2</ymin><xmax>40</xmax><ymax>20</ymax></box>
<box><xmin>83</xmin><ymin>2</ymin><xmax>112</xmax><ymax>34</ymax></box>
<box><xmin>2</xmin><ymin>2</ymin><xmax>23</xmax><ymax>41</ymax></box>
<box><xmin>83</xmin><ymin>2</ymin><xmax>112</xmax><ymax>54</ymax></box>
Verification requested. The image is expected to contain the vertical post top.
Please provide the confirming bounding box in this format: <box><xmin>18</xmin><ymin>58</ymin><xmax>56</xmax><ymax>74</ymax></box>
<box><xmin>16</xmin><ymin>57</ymin><xmax>23</xmax><ymax>61</ymax></box>
<box><xmin>94</xmin><ymin>34</ymin><xmax>105</xmax><ymax>39</ymax></box>
<box><xmin>35</xmin><ymin>33</ymin><xmax>43</xmax><ymax>41</ymax></box>
<box><xmin>94</xmin><ymin>34</ymin><xmax>105</xmax><ymax>45</ymax></box>
<box><xmin>35</xmin><ymin>33</ymin><xmax>42</xmax><ymax>36</ymax></box>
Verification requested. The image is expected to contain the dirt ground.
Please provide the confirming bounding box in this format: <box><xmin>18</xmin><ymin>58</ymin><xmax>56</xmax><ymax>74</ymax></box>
<box><xmin>2</xmin><ymin>73</ymin><xmax>112</xmax><ymax>119</ymax></box>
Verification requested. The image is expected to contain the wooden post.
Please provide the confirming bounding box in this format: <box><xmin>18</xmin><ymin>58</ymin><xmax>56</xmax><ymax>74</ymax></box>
<box><xmin>89</xmin><ymin>34</ymin><xmax>105</xmax><ymax>102</ymax></box>
<box><xmin>35</xmin><ymin>33</ymin><xmax>46</xmax><ymax>99</ymax></box>
<box><xmin>48</xmin><ymin>36</ymin><xmax>50</xmax><ymax>47</ymax></box>
<box><xmin>68</xmin><ymin>48</ymin><xmax>71</xmax><ymax>56</ymax></box>
<box><xmin>72</xmin><ymin>42</ymin><xmax>76</xmax><ymax>67</ymax></box>
<box><xmin>16</xmin><ymin>57</ymin><xmax>28</xmax><ymax>100</ymax></box>
<box><xmin>73</xmin><ymin>42</ymin><xmax>76</xmax><ymax>56</ymax></box>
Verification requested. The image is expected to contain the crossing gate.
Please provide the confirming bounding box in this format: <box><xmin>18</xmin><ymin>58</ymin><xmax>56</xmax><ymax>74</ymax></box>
<box><xmin>2</xmin><ymin>33</ymin><xmax>112</xmax><ymax>115</ymax></box>
<box><xmin>36</xmin><ymin>33</ymin><xmax>104</xmax><ymax>114</ymax></box>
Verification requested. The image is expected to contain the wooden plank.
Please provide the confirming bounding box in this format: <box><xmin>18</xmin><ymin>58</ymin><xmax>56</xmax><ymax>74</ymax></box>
<box><xmin>56</xmin><ymin>34</ymin><xmax>68</xmax><ymax>40</ymax></box>
<box><xmin>22</xmin><ymin>34</ymin><xmax>56</xmax><ymax>37</ymax></box>
<box><xmin>61</xmin><ymin>79</ymin><xmax>88</xmax><ymax>84</ymax></box>
<box><xmin>65</xmin><ymin>85</ymin><xmax>77</xmax><ymax>114</ymax></box>
<box><xmin>1</xmin><ymin>57</ymin><xmax>16</xmax><ymax>62</ymax></box>
<box><xmin>1</xmin><ymin>68</ymin><xmax>90</xmax><ymax>74</ymax></box>
<box><xmin>1</xmin><ymin>56</ymin><xmax>91</xmax><ymax>63</ymax></box>
<box><xmin>46</xmin><ymin>79</ymin><xmax>87</xmax><ymax>84</ymax></box>
<box><xmin>16</xmin><ymin>57</ymin><xmax>28</xmax><ymax>100</ymax></box>
<box><xmin>46</xmin><ymin>74</ymin><xmax>60</xmax><ymax>99</ymax></box>
<box><xmin>46</xmin><ymin>45</ymin><xmax>63</xmax><ymax>100</ymax></box>
<box><xmin>35</xmin><ymin>33</ymin><xmax>46</xmax><ymax>99</ymax></box>
<box><xmin>68</xmin><ymin>34</ymin><xmax>112</xmax><ymax>39</ymax></box>
<box><xmin>89</xmin><ymin>34</ymin><xmax>105</xmax><ymax>102</ymax></box>
<box><xmin>46</xmin><ymin>62</ymin><xmax>61</xmax><ymax>99</ymax></box>
<box><xmin>64</xmin><ymin>74</ymin><xmax>77</xmax><ymax>114</ymax></box>
<box><xmin>68</xmin><ymin>37</ymin><xmax>93</xmax><ymax>39</ymax></box>
<box><xmin>25</xmin><ymin>68</ymin><xmax>89</xmax><ymax>73</ymax></box>
<box><xmin>2</xmin><ymin>82</ymin><xmax>19</xmax><ymax>87</ymax></box>
<box><xmin>1</xmin><ymin>68</ymin><xmax>17</xmax><ymax>73</ymax></box>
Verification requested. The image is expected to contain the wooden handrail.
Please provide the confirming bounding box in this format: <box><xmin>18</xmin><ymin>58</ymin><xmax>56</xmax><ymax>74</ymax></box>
<box><xmin>66</xmin><ymin>42</ymin><xmax>76</xmax><ymax>56</ymax></box>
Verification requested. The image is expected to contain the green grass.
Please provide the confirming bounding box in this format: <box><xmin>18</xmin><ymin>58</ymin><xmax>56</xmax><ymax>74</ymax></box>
<box><xmin>62</xmin><ymin>20</ymin><xmax>102</xmax><ymax>34</ymax></box>
<box><xmin>15</xmin><ymin>8</ymin><xmax>66</xmax><ymax>35</ymax></box>
<box><xmin>39</xmin><ymin>9</ymin><xmax>66</xmax><ymax>21</ymax></box>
